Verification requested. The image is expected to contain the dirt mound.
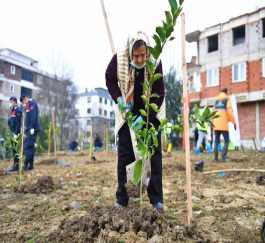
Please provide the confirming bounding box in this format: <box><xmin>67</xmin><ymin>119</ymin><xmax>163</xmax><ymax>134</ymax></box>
<box><xmin>164</xmin><ymin>163</ymin><xmax>186</xmax><ymax>174</ymax></box>
<box><xmin>46</xmin><ymin>206</ymin><xmax>205</xmax><ymax>243</ymax></box>
<box><xmin>38</xmin><ymin>157</ymin><xmax>57</xmax><ymax>165</ymax></box>
<box><xmin>14</xmin><ymin>176</ymin><xmax>59</xmax><ymax>194</ymax></box>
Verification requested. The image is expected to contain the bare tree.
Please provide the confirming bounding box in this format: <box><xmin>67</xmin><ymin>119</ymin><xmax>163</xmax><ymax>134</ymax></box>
<box><xmin>34</xmin><ymin>54</ymin><xmax>79</xmax><ymax>150</ymax></box>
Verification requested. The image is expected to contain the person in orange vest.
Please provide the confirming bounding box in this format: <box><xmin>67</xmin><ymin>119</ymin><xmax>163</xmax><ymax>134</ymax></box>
<box><xmin>212</xmin><ymin>88</ymin><xmax>236</xmax><ymax>162</ymax></box>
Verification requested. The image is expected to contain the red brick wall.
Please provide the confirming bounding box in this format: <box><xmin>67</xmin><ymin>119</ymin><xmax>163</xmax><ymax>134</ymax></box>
<box><xmin>260</xmin><ymin>101</ymin><xmax>265</xmax><ymax>139</ymax></box>
<box><xmin>238</xmin><ymin>102</ymin><xmax>256</xmax><ymax>140</ymax></box>
<box><xmin>189</xmin><ymin>58</ymin><xmax>265</xmax><ymax>101</ymax></box>
<box><xmin>3</xmin><ymin>62</ymin><xmax>21</xmax><ymax>81</ymax></box>
<box><xmin>220</xmin><ymin>66</ymin><xmax>231</xmax><ymax>90</ymax></box>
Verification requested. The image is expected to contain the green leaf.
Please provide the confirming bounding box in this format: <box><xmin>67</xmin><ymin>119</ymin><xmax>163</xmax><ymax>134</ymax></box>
<box><xmin>132</xmin><ymin>160</ymin><xmax>143</xmax><ymax>185</ymax></box>
<box><xmin>153</xmin><ymin>73</ymin><xmax>162</xmax><ymax>82</ymax></box>
<box><xmin>153</xmin><ymin>34</ymin><xmax>162</xmax><ymax>50</ymax></box>
<box><xmin>149</xmin><ymin>46</ymin><xmax>160</xmax><ymax>60</ymax></box>
<box><xmin>150</xmin><ymin>103</ymin><xmax>159</xmax><ymax>112</ymax></box>
<box><xmin>139</xmin><ymin>109</ymin><xmax>147</xmax><ymax>117</ymax></box>
<box><xmin>141</xmin><ymin>95</ymin><xmax>147</xmax><ymax>103</ymax></box>
<box><xmin>169</xmin><ymin>0</ymin><xmax>178</xmax><ymax>11</ymax></box>
<box><xmin>143</xmin><ymin>82</ymin><xmax>149</xmax><ymax>93</ymax></box>
<box><xmin>151</xmin><ymin>93</ymin><xmax>160</xmax><ymax>98</ymax></box>
<box><xmin>156</xmin><ymin>27</ymin><xmax>166</xmax><ymax>42</ymax></box>
<box><xmin>172</xmin><ymin>7</ymin><xmax>183</xmax><ymax>25</ymax></box>
<box><xmin>146</xmin><ymin>59</ymin><xmax>155</xmax><ymax>73</ymax></box>
<box><xmin>165</xmin><ymin>11</ymin><xmax>173</xmax><ymax>25</ymax></box>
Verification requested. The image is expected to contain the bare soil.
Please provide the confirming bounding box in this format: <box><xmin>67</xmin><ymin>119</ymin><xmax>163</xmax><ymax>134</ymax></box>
<box><xmin>0</xmin><ymin>150</ymin><xmax>264</xmax><ymax>242</ymax></box>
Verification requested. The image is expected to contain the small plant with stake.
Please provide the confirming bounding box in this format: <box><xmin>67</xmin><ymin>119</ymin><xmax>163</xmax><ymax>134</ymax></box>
<box><xmin>120</xmin><ymin>0</ymin><xmax>184</xmax><ymax>214</ymax></box>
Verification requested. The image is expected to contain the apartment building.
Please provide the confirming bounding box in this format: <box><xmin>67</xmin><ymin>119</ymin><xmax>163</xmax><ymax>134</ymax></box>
<box><xmin>186</xmin><ymin>7</ymin><xmax>265</xmax><ymax>148</ymax></box>
<box><xmin>76</xmin><ymin>87</ymin><xmax>115</xmax><ymax>145</ymax></box>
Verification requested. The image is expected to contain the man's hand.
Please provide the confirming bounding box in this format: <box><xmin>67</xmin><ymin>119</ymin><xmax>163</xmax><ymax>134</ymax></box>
<box><xmin>30</xmin><ymin>128</ymin><xmax>35</xmax><ymax>135</ymax></box>
<box><xmin>132</xmin><ymin>116</ymin><xmax>144</xmax><ymax>131</ymax></box>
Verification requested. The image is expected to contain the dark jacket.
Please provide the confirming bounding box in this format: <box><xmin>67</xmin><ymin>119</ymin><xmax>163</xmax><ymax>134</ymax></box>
<box><xmin>24</xmin><ymin>100</ymin><xmax>40</xmax><ymax>133</ymax></box>
<box><xmin>8</xmin><ymin>105</ymin><xmax>22</xmax><ymax>135</ymax></box>
<box><xmin>105</xmin><ymin>54</ymin><xmax>165</xmax><ymax>125</ymax></box>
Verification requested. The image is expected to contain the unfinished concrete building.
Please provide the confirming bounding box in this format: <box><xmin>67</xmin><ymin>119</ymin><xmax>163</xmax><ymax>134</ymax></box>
<box><xmin>187</xmin><ymin>7</ymin><xmax>265</xmax><ymax>148</ymax></box>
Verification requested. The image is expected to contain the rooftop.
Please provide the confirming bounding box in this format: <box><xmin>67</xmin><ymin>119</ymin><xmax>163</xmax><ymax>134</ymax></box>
<box><xmin>186</xmin><ymin>6</ymin><xmax>265</xmax><ymax>42</ymax></box>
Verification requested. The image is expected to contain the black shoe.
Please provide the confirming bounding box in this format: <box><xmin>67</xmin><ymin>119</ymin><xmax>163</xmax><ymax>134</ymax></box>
<box><xmin>194</xmin><ymin>160</ymin><xmax>204</xmax><ymax>172</ymax></box>
<box><xmin>24</xmin><ymin>161</ymin><xmax>34</xmax><ymax>171</ymax></box>
<box><xmin>6</xmin><ymin>164</ymin><xmax>19</xmax><ymax>173</ymax></box>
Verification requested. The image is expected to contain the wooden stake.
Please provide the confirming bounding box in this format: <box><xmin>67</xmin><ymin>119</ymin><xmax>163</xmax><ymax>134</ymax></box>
<box><xmin>48</xmin><ymin>121</ymin><xmax>52</xmax><ymax>157</ymax></box>
<box><xmin>52</xmin><ymin>109</ymin><xmax>57</xmax><ymax>158</ymax></box>
<box><xmin>89</xmin><ymin>120</ymin><xmax>93</xmax><ymax>160</ymax></box>
<box><xmin>181</xmin><ymin>12</ymin><xmax>193</xmax><ymax>225</ymax></box>
<box><xmin>100</xmin><ymin>0</ymin><xmax>115</xmax><ymax>54</ymax></box>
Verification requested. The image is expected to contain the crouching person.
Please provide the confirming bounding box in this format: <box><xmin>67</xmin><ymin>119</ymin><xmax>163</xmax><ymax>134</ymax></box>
<box><xmin>105</xmin><ymin>31</ymin><xmax>165</xmax><ymax>212</ymax></box>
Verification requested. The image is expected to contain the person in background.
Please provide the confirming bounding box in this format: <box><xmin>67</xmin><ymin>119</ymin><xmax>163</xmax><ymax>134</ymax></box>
<box><xmin>6</xmin><ymin>96</ymin><xmax>22</xmax><ymax>172</ymax></box>
<box><xmin>195</xmin><ymin>103</ymin><xmax>212</xmax><ymax>155</ymax></box>
<box><xmin>212</xmin><ymin>88</ymin><xmax>236</xmax><ymax>162</ymax></box>
<box><xmin>20</xmin><ymin>95</ymin><xmax>40</xmax><ymax>170</ymax></box>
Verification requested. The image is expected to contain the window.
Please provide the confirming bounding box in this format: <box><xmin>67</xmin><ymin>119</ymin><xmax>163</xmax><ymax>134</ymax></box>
<box><xmin>232</xmin><ymin>62</ymin><xmax>246</xmax><ymax>82</ymax></box>
<box><xmin>262</xmin><ymin>18</ymin><xmax>265</xmax><ymax>38</ymax></box>
<box><xmin>207</xmin><ymin>68</ymin><xmax>219</xmax><ymax>86</ymax></box>
<box><xmin>99</xmin><ymin>97</ymin><xmax>102</xmax><ymax>103</ymax></box>
<box><xmin>262</xmin><ymin>57</ymin><xmax>265</xmax><ymax>78</ymax></box>
<box><xmin>233</xmin><ymin>25</ymin><xmax>245</xmax><ymax>45</ymax></box>
<box><xmin>207</xmin><ymin>34</ymin><xmax>218</xmax><ymax>53</ymax></box>
<box><xmin>104</xmin><ymin>98</ymin><xmax>107</xmax><ymax>104</ymax></box>
<box><xmin>87</xmin><ymin>108</ymin><xmax>91</xmax><ymax>114</ymax></box>
<box><xmin>10</xmin><ymin>84</ymin><xmax>15</xmax><ymax>93</ymax></box>
<box><xmin>87</xmin><ymin>97</ymin><xmax>91</xmax><ymax>103</ymax></box>
<box><xmin>10</xmin><ymin>65</ymin><xmax>16</xmax><ymax>75</ymax></box>
<box><xmin>21</xmin><ymin>87</ymin><xmax>32</xmax><ymax>98</ymax></box>
<box><xmin>21</xmin><ymin>69</ymin><xmax>33</xmax><ymax>82</ymax></box>
<box><xmin>104</xmin><ymin>110</ymin><xmax>107</xmax><ymax>116</ymax></box>
<box><xmin>110</xmin><ymin>111</ymin><xmax>115</xmax><ymax>118</ymax></box>
<box><xmin>192</xmin><ymin>71</ymin><xmax>201</xmax><ymax>92</ymax></box>
<box><xmin>99</xmin><ymin>108</ymin><xmax>102</xmax><ymax>115</ymax></box>
<box><xmin>87</xmin><ymin>120</ymin><xmax>91</xmax><ymax>125</ymax></box>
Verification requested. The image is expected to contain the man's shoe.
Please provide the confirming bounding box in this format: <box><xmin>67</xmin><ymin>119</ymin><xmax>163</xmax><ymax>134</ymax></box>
<box><xmin>194</xmin><ymin>160</ymin><xmax>204</xmax><ymax>172</ymax></box>
<box><xmin>153</xmin><ymin>202</ymin><xmax>164</xmax><ymax>213</ymax></box>
<box><xmin>6</xmin><ymin>164</ymin><xmax>19</xmax><ymax>173</ymax></box>
<box><xmin>114</xmin><ymin>202</ymin><xmax>125</xmax><ymax>209</ymax></box>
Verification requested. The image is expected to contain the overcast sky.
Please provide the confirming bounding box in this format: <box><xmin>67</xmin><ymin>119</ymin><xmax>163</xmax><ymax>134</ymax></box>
<box><xmin>0</xmin><ymin>0</ymin><xmax>264</xmax><ymax>91</ymax></box>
